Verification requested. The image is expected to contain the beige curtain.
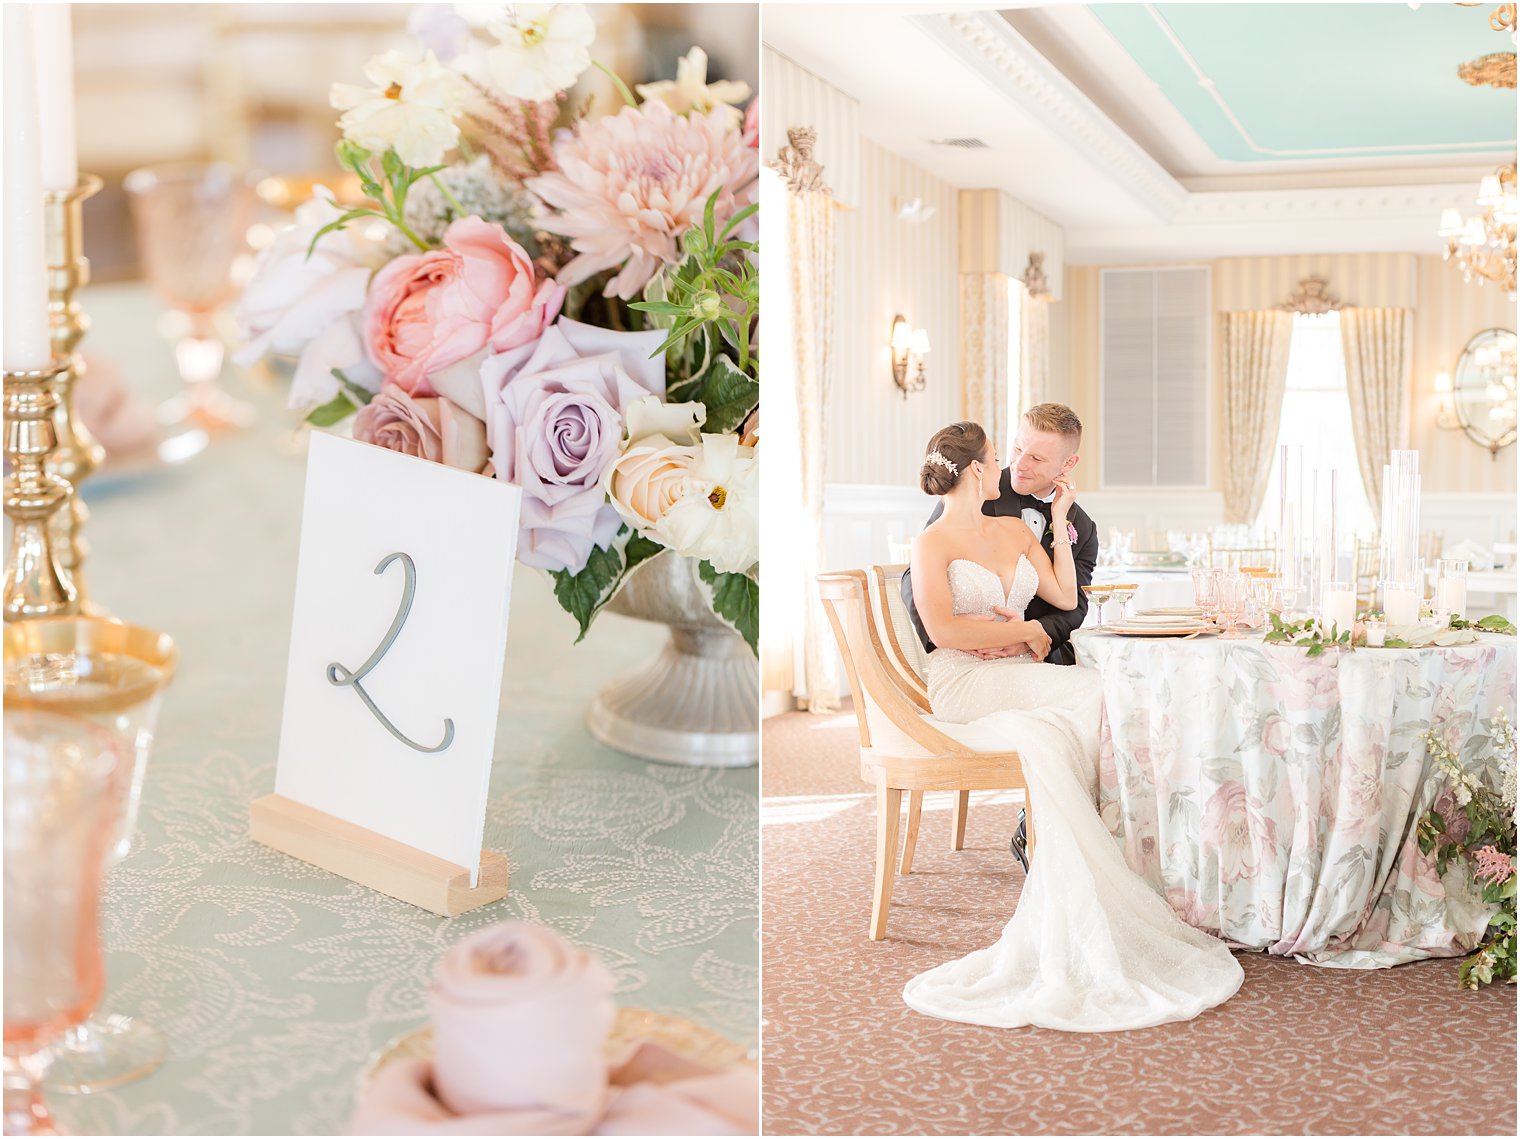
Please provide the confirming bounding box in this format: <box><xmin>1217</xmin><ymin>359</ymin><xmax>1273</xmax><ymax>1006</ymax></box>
<box><xmin>1219</xmin><ymin>310</ymin><xmax>1294</xmax><ymax>523</ymax></box>
<box><xmin>1340</xmin><ymin>307</ymin><xmax>1413</xmax><ymax>509</ymax></box>
<box><xmin>960</xmin><ymin>272</ymin><xmax>1009</xmax><ymax>450</ymax></box>
<box><xmin>1020</xmin><ymin>291</ymin><xmax>1051</xmax><ymax>411</ymax></box>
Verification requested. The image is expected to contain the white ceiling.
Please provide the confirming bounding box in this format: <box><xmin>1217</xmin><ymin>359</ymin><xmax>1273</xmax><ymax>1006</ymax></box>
<box><xmin>761</xmin><ymin>2</ymin><xmax>1515</xmax><ymax>264</ymax></box>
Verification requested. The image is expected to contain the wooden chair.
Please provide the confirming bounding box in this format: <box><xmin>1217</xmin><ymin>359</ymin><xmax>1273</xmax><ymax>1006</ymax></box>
<box><xmin>1208</xmin><ymin>541</ymin><xmax>1277</xmax><ymax>573</ymax></box>
<box><xmin>817</xmin><ymin>570</ymin><xmax>1034</xmax><ymax>941</ymax></box>
<box><xmin>869</xmin><ymin>564</ymin><xmax>929</xmax><ymax>712</ymax></box>
<box><xmin>1352</xmin><ymin>537</ymin><xmax>1381</xmax><ymax>609</ymax></box>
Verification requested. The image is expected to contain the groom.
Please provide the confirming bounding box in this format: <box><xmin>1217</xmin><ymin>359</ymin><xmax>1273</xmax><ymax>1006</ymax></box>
<box><xmin>901</xmin><ymin>402</ymin><xmax>1100</xmax><ymax>868</ymax></box>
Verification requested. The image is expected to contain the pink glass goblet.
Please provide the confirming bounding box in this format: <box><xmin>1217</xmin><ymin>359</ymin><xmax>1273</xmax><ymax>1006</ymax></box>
<box><xmin>124</xmin><ymin>161</ymin><xmax>258</xmax><ymax>433</ymax></box>
<box><xmin>4</xmin><ymin>709</ymin><xmax>125</xmax><ymax>1135</ymax></box>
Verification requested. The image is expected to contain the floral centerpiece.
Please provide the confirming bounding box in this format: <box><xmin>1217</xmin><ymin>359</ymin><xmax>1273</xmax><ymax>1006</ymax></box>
<box><xmin>1417</xmin><ymin>711</ymin><xmax>1516</xmax><ymax>988</ymax></box>
<box><xmin>236</xmin><ymin>4</ymin><xmax>759</xmax><ymax>652</ymax></box>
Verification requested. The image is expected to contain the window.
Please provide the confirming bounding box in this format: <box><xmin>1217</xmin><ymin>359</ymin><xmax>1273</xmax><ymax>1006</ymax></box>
<box><xmin>1100</xmin><ymin>267</ymin><xmax>1209</xmax><ymax>487</ymax></box>
<box><xmin>1255</xmin><ymin>312</ymin><xmax>1375</xmax><ymax>544</ymax></box>
<box><xmin>1006</xmin><ymin>281</ymin><xmax>1022</xmax><ymax>455</ymax></box>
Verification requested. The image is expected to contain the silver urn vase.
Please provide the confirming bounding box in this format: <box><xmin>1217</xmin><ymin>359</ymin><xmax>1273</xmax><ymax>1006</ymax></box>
<box><xmin>586</xmin><ymin>551</ymin><xmax>757</xmax><ymax>767</ymax></box>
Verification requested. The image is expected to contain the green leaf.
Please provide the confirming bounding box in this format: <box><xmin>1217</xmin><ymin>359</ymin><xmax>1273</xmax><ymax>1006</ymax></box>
<box><xmin>330</xmin><ymin>369</ymin><xmax>375</xmax><ymax>406</ymax></box>
<box><xmin>702</xmin><ymin>188</ymin><xmax>718</xmax><ymax>246</ymax></box>
<box><xmin>549</xmin><ymin>529</ymin><xmax>667</xmax><ymax>642</ymax></box>
<box><xmin>306</xmin><ymin>391</ymin><xmax>358</xmax><ymax>427</ymax></box>
<box><xmin>306</xmin><ymin>208</ymin><xmax>383</xmax><ymax>258</ymax></box>
<box><xmin>682</xmin><ymin>354</ymin><xmax>758</xmax><ymax>435</ymax></box>
<box><xmin>717</xmin><ymin>202</ymin><xmax>758</xmax><ymax>241</ymax></box>
<box><xmin>697</xmin><ymin>560</ymin><xmax>758</xmax><ymax>654</ymax></box>
<box><xmin>1476</xmin><ymin>614</ymin><xmax>1517</xmax><ymax>634</ymax></box>
<box><xmin>627</xmin><ymin>300</ymin><xmax>690</xmax><ymax>317</ymax></box>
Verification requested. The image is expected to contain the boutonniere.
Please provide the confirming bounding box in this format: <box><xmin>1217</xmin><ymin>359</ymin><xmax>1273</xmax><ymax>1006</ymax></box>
<box><xmin>1066</xmin><ymin>521</ymin><xmax>1079</xmax><ymax>544</ymax></box>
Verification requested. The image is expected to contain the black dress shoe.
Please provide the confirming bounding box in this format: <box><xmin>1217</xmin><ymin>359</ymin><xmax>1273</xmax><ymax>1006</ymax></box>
<box><xmin>1009</xmin><ymin>809</ymin><xmax>1029</xmax><ymax>873</ymax></box>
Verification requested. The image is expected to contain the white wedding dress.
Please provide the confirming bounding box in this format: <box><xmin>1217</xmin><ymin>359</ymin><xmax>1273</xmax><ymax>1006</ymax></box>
<box><xmin>902</xmin><ymin>556</ymin><xmax>1243</xmax><ymax>1032</ymax></box>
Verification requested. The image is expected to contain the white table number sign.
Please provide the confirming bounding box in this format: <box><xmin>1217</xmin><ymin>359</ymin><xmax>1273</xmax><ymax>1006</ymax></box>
<box><xmin>251</xmin><ymin>432</ymin><xmax>522</xmax><ymax>915</ymax></box>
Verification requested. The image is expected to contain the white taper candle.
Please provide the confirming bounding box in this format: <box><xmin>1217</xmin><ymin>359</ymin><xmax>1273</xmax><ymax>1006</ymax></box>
<box><xmin>2</xmin><ymin>4</ymin><xmax>52</xmax><ymax>372</ymax></box>
<box><xmin>31</xmin><ymin>3</ymin><xmax>78</xmax><ymax>193</ymax></box>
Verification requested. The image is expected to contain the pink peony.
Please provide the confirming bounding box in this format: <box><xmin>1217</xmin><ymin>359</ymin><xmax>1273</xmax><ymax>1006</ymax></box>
<box><xmin>363</xmin><ymin>216</ymin><xmax>564</xmax><ymax>394</ymax></box>
<box><xmin>526</xmin><ymin>101</ymin><xmax>759</xmax><ymax>300</ymax></box>
<box><xmin>352</xmin><ymin>385</ymin><xmax>489</xmax><ymax>473</ymax></box>
<box><xmin>1474</xmin><ymin>845</ymin><xmax>1514</xmax><ymax>885</ymax></box>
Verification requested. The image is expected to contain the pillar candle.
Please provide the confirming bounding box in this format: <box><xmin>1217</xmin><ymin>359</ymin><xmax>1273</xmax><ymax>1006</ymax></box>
<box><xmin>32</xmin><ymin>3</ymin><xmax>78</xmax><ymax>193</ymax></box>
<box><xmin>1385</xmin><ymin>586</ymin><xmax>1420</xmax><ymax>626</ymax></box>
<box><xmin>2</xmin><ymin>5</ymin><xmax>52</xmax><ymax>372</ymax></box>
<box><xmin>1436</xmin><ymin>577</ymin><xmax>1467</xmax><ymax>619</ymax></box>
<box><xmin>1320</xmin><ymin>588</ymin><xmax>1355</xmax><ymax>636</ymax></box>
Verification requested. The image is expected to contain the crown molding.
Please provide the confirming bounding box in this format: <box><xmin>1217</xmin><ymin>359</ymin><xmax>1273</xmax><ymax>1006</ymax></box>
<box><xmin>914</xmin><ymin>9</ymin><xmax>1187</xmax><ymax>223</ymax></box>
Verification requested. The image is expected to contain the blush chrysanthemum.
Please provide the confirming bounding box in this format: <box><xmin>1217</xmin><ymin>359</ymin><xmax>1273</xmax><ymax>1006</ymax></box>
<box><xmin>527</xmin><ymin>100</ymin><xmax>759</xmax><ymax>300</ymax></box>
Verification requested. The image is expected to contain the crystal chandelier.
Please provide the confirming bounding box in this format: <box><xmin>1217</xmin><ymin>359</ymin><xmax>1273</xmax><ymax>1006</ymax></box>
<box><xmin>1438</xmin><ymin>162</ymin><xmax>1518</xmax><ymax>296</ymax></box>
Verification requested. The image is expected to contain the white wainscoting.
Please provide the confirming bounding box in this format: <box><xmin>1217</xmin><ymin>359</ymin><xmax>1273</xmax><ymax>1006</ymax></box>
<box><xmin>1421</xmin><ymin>493</ymin><xmax>1517</xmax><ymax>550</ymax></box>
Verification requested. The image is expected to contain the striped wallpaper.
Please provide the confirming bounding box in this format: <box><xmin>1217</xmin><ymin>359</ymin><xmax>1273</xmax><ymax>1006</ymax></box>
<box><xmin>760</xmin><ymin>45</ymin><xmax>861</xmax><ymax>209</ymax></box>
<box><xmin>959</xmin><ymin>189</ymin><xmax>1067</xmax><ymax>301</ymax></box>
<box><xmin>1215</xmin><ymin>253</ymin><xmax>1418</xmax><ymax>311</ymax></box>
<box><xmin>1409</xmin><ymin>255</ymin><xmax>1517</xmax><ymax>495</ymax></box>
<box><xmin>1065</xmin><ymin>254</ymin><xmax>1516</xmax><ymax>496</ymax></box>
<box><xmin>829</xmin><ymin>137</ymin><xmax>961</xmax><ymax>486</ymax></box>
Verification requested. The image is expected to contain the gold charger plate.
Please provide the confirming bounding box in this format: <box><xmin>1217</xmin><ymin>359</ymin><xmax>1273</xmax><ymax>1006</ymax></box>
<box><xmin>361</xmin><ymin>1007</ymin><xmax>750</xmax><ymax>1087</ymax></box>
<box><xmin>1104</xmin><ymin>624</ymin><xmax>1220</xmax><ymax>637</ymax></box>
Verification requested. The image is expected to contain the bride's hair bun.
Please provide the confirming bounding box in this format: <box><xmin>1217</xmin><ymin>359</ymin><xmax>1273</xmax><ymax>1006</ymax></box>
<box><xmin>920</xmin><ymin>421</ymin><xmax>989</xmax><ymax>496</ymax></box>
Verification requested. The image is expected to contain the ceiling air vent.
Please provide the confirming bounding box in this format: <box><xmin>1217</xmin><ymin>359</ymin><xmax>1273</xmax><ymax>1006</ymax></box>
<box><xmin>932</xmin><ymin>137</ymin><xmax>989</xmax><ymax>149</ymax></box>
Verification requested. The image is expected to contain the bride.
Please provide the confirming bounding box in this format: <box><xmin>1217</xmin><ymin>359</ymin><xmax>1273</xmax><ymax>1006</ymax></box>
<box><xmin>903</xmin><ymin>421</ymin><xmax>1242</xmax><ymax>1032</ymax></box>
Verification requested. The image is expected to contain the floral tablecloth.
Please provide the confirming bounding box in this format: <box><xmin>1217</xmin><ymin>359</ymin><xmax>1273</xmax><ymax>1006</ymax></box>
<box><xmin>1075</xmin><ymin>628</ymin><xmax>1515</xmax><ymax>968</ymax></box>
<box><xmin>46</xmin><ymin>285</ymin><xmax>757</xmax><ymax>1135</ymax></box>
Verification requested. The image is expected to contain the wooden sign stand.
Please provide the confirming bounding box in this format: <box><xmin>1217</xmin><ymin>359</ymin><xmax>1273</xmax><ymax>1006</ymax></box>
<box><xmin>250</xmin><ymin>794</ymin><xmax>509</xmax><ymax>917</ymax></box>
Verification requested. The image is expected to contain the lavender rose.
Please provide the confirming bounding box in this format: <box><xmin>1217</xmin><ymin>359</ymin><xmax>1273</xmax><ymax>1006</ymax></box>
<box><xmin>482</xmin><ymin>318</ymin><xmax>665</xmax><ymax>574</ymax></box>
<box><xmin>353</xmin><ymin>385</ymin><xmax>489</xmax><ymax>473</ymax></box>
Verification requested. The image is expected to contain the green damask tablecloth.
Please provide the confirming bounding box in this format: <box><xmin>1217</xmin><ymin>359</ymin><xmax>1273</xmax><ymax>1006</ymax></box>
<box><xmin>47</xmin><ymin>284</ymin><xmax>758</xmax><ymax>1135</ymax></box>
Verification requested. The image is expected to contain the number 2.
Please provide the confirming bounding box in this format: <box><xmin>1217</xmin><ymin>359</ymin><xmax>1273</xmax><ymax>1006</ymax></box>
<box><xmin>327</xmin><ymin>552</ymin><xmax>455</xmax><ymax>754</ymax></box>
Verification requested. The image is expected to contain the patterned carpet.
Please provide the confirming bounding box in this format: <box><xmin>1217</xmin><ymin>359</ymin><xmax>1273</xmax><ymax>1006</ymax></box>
<box><xmin>761</xmin><ymin>708</ymin><xmax>1517</xmax><ymax>1136</ymax></box>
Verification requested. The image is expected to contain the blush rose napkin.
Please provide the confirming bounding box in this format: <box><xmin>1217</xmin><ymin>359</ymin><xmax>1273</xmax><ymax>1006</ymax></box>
<box><xmin>347</xmin><ymin>922</ymin><xmax>758</xmax><ymax>1136</ymax></box>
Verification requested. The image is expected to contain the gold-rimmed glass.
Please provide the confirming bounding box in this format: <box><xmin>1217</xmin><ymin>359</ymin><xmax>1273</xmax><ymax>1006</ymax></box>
<box><xmin>4</xmin><ymin>709</ymin><xmax>125</xmax><ymax>1135</ymax></box>
<box><xmin>1082</xmin><ymin>584</ymin><xmax>1116</xmax><ymax>628</ymax></box>
<box><xmin>4</xmin><ymin>617</ymin><xmax>177</xmax><ymax>1093</ymax></box>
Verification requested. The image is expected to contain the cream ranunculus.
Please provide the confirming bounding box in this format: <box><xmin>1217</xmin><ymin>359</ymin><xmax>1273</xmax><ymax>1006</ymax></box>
<box><xmin>652</xmin><ymin>433</ymin><xmax>758</xmax><ymax>573</ymax></box>
<box><xmin>330</xmin><ymin>49</ymin><xmax>465</xmax><ymax>168</ymax></box>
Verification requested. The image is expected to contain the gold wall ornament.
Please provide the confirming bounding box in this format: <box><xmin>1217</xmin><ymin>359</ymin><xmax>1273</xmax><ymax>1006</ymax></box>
<box><xmin>1278</xmin><ymin>275</ymin><xmax>1345</xmax><ymax>314</ymax></box>
<box><xmin>769</xmin><ymin>127</ymin><xmax>831</xmax><ymax>195</ymax></box>
<box><xmin>1458</xmin><ymin>51</ymin><xmax>1517</xmax><ymax>88</ymax></box>
<box><xmin>44</xmin><ymin>174</ymin><xmax>106</xmax><ymax>614</ymax></box>
<box><xmin>5</xmin><ymin>360</ymin><xmax>78</xmax><ymax>622</ymax></box>
<box><xmin>1021</xmin><ymin>253</ymin><xmax>1051</xmax><ymax>299</ymax></box>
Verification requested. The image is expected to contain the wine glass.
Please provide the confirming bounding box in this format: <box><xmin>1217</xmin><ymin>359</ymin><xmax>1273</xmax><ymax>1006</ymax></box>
<box><xmin>1083</xmin><ymin>584</ymin><xmax>1116</xmax><ymax>628</ymax></box>
<box><xmin>124</xmin><ymin>161</ymin><xmax>258</xmax><ymax>433</ymax></box>
<box><xmin>1190</xmin><ymin>568</ymin><xmax>1220</xmax><ymax>624</ymax></box>
<box><xmin>1108</xmin><ymin>583</ymin><xmax>1138</xmax><ymax>624</ymax></box>
<box><xmin>4</xmin><ymin>709</ymin><xmax>125</xmax><ymax>1135</ymax></box>
<box><xmin>1217</xmin><ymin>571</ymin><xmax>1250</xmax><ymax>639</ymax></box>
<box><xmin>4</xmin><ymin>617</ymin><xmax>178</xmax><ymax>1093</ymax></box>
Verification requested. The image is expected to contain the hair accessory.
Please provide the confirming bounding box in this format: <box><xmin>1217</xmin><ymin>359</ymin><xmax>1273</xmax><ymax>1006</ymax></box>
<box><xmin>925</xmin><ymin>450</ymin><xmax>958</xmax><ymax>476</ymax></box>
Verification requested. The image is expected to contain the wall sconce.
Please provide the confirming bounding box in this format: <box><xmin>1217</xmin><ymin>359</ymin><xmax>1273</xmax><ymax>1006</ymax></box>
<box><xmin>891</xmin><ymin>314</ymin><xmax>930</xmax><ymax>397</ymax></box>
<box><xmin>1433</xmin><ymin>370</ymin><xmax>1461</xmax><ymax>431</ymax></box>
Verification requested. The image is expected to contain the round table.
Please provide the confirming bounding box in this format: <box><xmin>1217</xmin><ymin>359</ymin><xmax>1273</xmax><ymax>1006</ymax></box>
<box><xmin>39</xmin><ymin>284</ymin><xmax>758</xmax><ymax>1135</ymax></box>
<box><xmin>1073</xmin><ymin>626</ymin><xmax>1515</xmax><ymax>968</ymax></box>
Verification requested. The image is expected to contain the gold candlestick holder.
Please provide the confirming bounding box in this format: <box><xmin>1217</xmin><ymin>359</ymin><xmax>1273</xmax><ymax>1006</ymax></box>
<box><xmin>5</xmin><ymin>359</ymin><xmax>78</xmax><ymax>622</ymax></box>
<box><xmin>45</xmin><ymin>173</ymin><xmax>106</xmax><ymax>613</ymax></box>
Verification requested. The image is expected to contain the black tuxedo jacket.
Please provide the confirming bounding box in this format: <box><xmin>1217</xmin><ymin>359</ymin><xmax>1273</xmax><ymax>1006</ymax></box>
<box><xmin>901</xmin><ymin>467</ymin><xmax>1099</xmax><ymax>666</ymax></box>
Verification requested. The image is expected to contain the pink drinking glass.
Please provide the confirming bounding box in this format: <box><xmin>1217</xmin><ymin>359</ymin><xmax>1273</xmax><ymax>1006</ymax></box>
<box><xmin>1217</xmin><ymin>571</ymin><xmax>1250</xmax><ymax>639</ymax></box>
<box><xmin>124</xmin><ymin>161</ymin><xmax>258</xmax><ymax>433</ymax></box>
<box><xmin>4</xmin><ymin>710</ymin><xmax>125</xmax><ymax>1135</ymax></box>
